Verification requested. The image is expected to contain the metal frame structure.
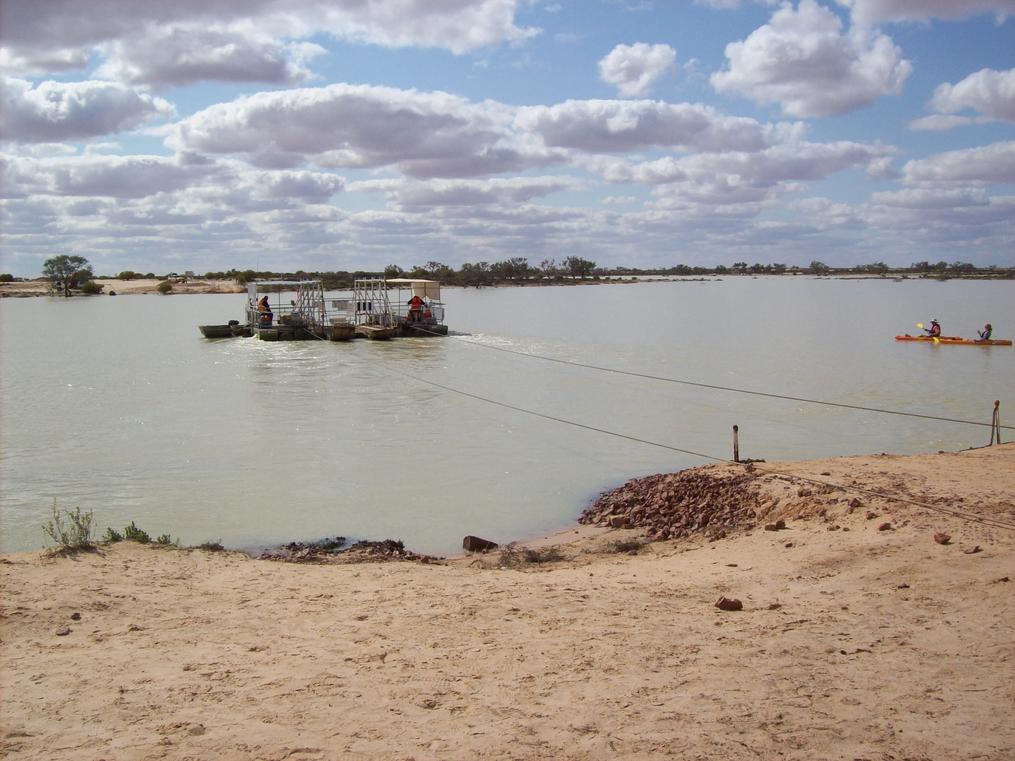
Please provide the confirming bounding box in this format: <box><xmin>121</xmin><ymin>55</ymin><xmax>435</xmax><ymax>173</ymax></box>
<box><xmin>351</xmin><ymin>278</ymin><xmax>395</xmax><ymax>328</ymax></box>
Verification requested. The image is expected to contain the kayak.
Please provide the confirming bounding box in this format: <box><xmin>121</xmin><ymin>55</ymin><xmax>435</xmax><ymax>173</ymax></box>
<box><xmin>895</xmin><ymin>334</ymin><xmax>1012</xmax><ymax>346</ymax></box>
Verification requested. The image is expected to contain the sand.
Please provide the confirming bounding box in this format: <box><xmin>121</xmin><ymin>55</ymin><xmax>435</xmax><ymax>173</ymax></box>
<box><xmin>2</xmin><ymin>444</ymin><xmax>1014</xmax><ymax>760</ymax></box>
<box><xmin>0</xmin><ymin>278</ymin><xmax>244</xmax><ymax>297</ymax></box>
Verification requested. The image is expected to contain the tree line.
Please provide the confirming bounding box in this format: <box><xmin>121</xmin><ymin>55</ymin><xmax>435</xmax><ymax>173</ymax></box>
<box><xmin>6</xmin><ymin>255</ymin><xmax>1013</xmax><ymax>298</ymax></box>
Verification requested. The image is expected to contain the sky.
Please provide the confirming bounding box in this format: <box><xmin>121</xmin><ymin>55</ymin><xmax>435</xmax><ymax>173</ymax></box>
<box><xmin>1</xmin><ymin>0</ymin><xmax>1014</xmax><ymax>277</ymax></box>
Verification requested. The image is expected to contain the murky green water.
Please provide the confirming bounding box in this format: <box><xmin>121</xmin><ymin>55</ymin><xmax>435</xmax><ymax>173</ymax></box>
<box><xmin>2</xmin><ymin>277</ymin><xmax>1012</xmax><ymax>554</ymax></box>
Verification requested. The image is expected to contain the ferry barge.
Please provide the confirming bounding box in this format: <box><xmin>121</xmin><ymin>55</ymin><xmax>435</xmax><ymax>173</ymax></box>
<box><xmin>198</xmin><ymin>277</ymin><xmax>448</xmax><ymax>341</ymax></box>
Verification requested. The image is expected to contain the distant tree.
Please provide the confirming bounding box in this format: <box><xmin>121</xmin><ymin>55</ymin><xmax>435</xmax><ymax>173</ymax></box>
<box><xmin>950</xmin><ymin>261</ymin><xmax>975</xmax><ymax>273</ymax></box>
<box><xmin>713</xmin><ymin>264</ymin><xmax>728</xmax><ymax>274</ymax></box>
<box><xmin>43</xmin><ymin>255</ymin><xmax>91</xmax><ymax>297</ymax></box>
<box><xmin>732</xmin><ymin>262</ymin><xmax>747</xmax><ymax>273</ymax></box>
<box><xmin>0</xmin><ymin>273</ymin><xmax>14</xmax><ymax>282</ymax></box>
<box><xmin>384</xmin><ymin>264</ymin><xmax>404</xmax><ymax>278</ymax></box>
<box><xmin>117</xmin><ymin>270</ymin><xmax>139</xmax><ymax>280</ymax></box>
<box><xmin>564</xmin><ymin>256</ymin><xmax>596</xmax><ymax>279</ymax></box>
<box><xmin>424</xmin><ymin>261</ymin><xmax>452</xmax><ymax>278</ymax></box>
<box><xmin>910</xmin><ymin>261</ymin><xmax>930</xmax><ymax>273</ymax></box>
<box><xmin>809</xmin><ymin>260</ymin><xmax>830</xmax><ymax>274</ymax></box>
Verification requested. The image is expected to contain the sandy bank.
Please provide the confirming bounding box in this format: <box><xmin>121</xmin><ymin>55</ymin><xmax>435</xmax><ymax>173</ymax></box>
<box><xmin>0</xmin><ymin>278</ymin><xmax>244</xmax><ymax>297</ymax></box>
<box><xmin>2</xmin><ymin>445</ymin><xmax>1014</xmax><ymax>760</ymax></box>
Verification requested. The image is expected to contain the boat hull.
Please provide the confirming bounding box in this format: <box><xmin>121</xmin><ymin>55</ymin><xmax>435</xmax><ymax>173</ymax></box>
<box><xmin>895</xmin><ymin>334</ymin><xmax>1012</xmax><ymax>346</ymax></box>
<box><xmin>199</xmin><ymin>324</ymin><xmax>234</xmax><ymax>338</ymax></box>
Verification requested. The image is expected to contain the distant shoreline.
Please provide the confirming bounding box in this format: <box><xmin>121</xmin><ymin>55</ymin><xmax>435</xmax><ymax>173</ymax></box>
<box><xmin>2</xmin><ymin>271</ymin><xmax>1013</xmax><ymax>298</ymax></box>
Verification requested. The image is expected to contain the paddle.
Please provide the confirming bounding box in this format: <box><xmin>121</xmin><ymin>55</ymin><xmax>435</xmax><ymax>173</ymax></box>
<box><xmin>916</xmin><ymin>322</ymin><xmax>924</xmax><ymax>330</ymax></box>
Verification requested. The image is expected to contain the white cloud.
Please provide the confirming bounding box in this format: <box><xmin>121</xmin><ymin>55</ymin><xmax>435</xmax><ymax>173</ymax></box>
<box><xmin>902</xmin><ymin>141</ymin><xmax>1015</xmax><ymax>184</ymax></box>
<box><xmin>589</xmin><ymin>139</ymin><xmax>892</xmax><ymax>205</ymax></box>
<box><xmin>168</xmin><ymin>83</ymin><xmax>552</xmax><ymax>178</ymax></box>
<box><xmin>836</xmin><ymin>0</ymin><xmax>1015</xmax><ymax>26</ymax></box>
<box><xmin>1</xmin><ymin>154</ymin><xmax>214</xmax><ymax>198</ymax></box>
<box><xmin>1</xmin><ymin>77</ymin><xmax>173</xmax><ymax>143</ymax></box>
<box><xmin>871</xmin><ymin>187</ymin><xmax>990</xmax><ymax>208</ymax></box>
<box><xmin>908</xmin><ymin>114</ymin><xmax>988</xmax><ymax>131</ymax></box>
<box><xmin>0</xmin><ymin>0</ymin><xmax>538</xmax><ymax>83</ymax></box>
<box><xmin>711</xmin><ymin>0</ymin><xmax>912</xmax><ymax>117</ymax></box>
<box><xmin>95</xmin><ymin>30</ymin><xmax>325</xmax><ymax>89</ymax></box>
<box><xmin>598</xmin><ymin>43</ymin><xmax>677</xmax><ymax>97</ymax></box>
<box><xmin>515</xmin><ymin>99</ymin><xmax>775</xmax><ymax>153</ymax></box>
<box><xmin>928</xmin><ymin>67</ymin><xmax>1015</xmax><ymax>122</ymax></box>
<box><xmin>392</xmin><ymin>177</ymin><xmax>574</xmax><ymax>208</ymax></box>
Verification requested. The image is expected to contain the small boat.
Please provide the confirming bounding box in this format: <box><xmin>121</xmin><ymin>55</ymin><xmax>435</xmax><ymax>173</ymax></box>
<box><xmin>199</xmin><ymin>324</ymin><xmax>234</xmax><ymax>338</ymax></box>
<box><xmin>895</xmin><ymin>334</ymin><xmax>1012</xmax><ymax>346</ymax></box>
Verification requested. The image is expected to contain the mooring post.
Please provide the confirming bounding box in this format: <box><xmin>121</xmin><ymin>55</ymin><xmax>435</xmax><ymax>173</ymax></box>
<box><xmin>991</xmin><ymin>400</ymin><xmax>1002</xmax><ymax>445</ymax></box>
<box><xmin>733</xmin><ymin>424</ymin><xmax>740</xmax><ymax>463</ymax></box>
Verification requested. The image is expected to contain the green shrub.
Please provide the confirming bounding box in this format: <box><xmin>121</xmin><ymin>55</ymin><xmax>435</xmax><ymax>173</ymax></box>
<box><xmin>104</xmin><ymin>527</ymin><xmax>123</xmax><ymax>542</ymax></box>
<box><xmin>156</xmin><ymin>280</ymin><xmax>173</xmax><ymax>294</ymax></box>
<box><xmin>155</xmin><ymin>533</ymin><xmax>176</xmax><ymax>546</ymax></box>
<box><xmin>122</xmin><ymin>521</ymin><xmax>151</xmax><ymax>544</ymax></box>
<box><xmin>80</xmin><ymin>280</ymin><xmax>104</xmax><ymax>295</ymax></box>
<box><xmin>195</xmin><ymin>540</ymin><xmax>225</xmax><ymax>552</ymax></box>
<box><xmin>42</xmin><ymin>501</ymin><xmax>95</xmax><ymax>552</ymax></box>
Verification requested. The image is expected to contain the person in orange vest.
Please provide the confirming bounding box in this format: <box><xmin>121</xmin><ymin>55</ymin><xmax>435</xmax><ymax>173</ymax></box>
<box><xmin>407</xmin><ymin>294</ymin><xmax>424</xmax><ymax>322</ymax></box>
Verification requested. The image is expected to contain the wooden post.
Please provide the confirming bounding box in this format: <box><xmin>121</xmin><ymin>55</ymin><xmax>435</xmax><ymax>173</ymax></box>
<box><xmin>733</xmin><ymin>424</ymin><xmax>740</xmax><ymax>463</ymax></box>
<box><xmin>991</xmin><ymin>400</ymin><xmax>1002</xmax><ymax>445</ymax></box>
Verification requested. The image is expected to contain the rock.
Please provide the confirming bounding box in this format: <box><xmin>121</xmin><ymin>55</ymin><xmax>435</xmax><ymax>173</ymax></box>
<box><xmin>764</xmin><ymin>519</ymin><xmax>786</xmax><ymax>531</ymax></box>
<box><xmin>767</xmin><ymin>603</ymin><xmax>782</xmax><ymax>610</ymax></box>
<box><xmin>55</xmin><ymin>627</ymin><xmax>71</xmax><ymax>636</ymax></box>
<box><xmin>462</xmin><ymin>535</ymin><xmax>498</xmax><ymax>553</ymax></box>
<box><xmin>878</xmin><ymin>522</ymin><xmax>892</xmax><ymax>531</ymax></box>
<box><xmin>933</xmin><ymin>532</ymin><xmax>951</xmax><ymax>545</ymax></box>
<box><xmin>865</xmin><ymin>510</ymin><xmax>877</xmax><ymax>519</ymax></box>
<box><xmin>187</xmin><ymin>724</ymin><xmax>206</xmax><ymax>736</ymax></box>
<box><xmin>608</xmin><ymin>515</ymin><xmax>629</xmax><ymax>528</ymax></box>
<box><xmin>70</xmin><ymin>612</ymin><xmax>81</xmax><ymax>621</ymax></box>
<box><xmin>715</xmin><ymin>596</ymin><xmax>743</xmax><ymax>612</ymax></box>
<box><xmin>820</xmin><ymin>471</ymin><xmax>831</xmax><ymax>476</ymax></box>
<box><xmin>896</xmin><ymin>583</ymin><xmax>910</xmax><ymax>589</ymax></box>
<box><xmin>963</xmin><ymin>546</ymin><xmax>982</xmax><ymax>554</ymax></box>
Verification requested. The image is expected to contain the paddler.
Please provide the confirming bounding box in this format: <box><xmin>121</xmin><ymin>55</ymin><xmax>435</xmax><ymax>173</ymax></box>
<box><xmin>923</xmin><ymin>319</ymin><xmax>941</xmax><ymax>338</ymax></box>
<box><xmin>977</xmin><ymin>323</ymin><xmax>993</xmax><ymax>341</ymax></box>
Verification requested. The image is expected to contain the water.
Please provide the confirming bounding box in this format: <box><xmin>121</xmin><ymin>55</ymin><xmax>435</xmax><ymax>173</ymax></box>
<box><xmin>2</xmin><ymin>277</ymin><xmax>1012</xmax><ymax>555</ymax></box>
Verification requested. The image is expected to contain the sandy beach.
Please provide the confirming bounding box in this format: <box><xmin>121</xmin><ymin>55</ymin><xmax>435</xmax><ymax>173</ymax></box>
<box><xmin>2</xmin><ymin>445</ymin><xmax>1013</xmax><ymax>760</ymax></box>
<box><xmin>0</xmin><ymin>278</ymin><xmax>245</xmax><ymax>297</ymax></box>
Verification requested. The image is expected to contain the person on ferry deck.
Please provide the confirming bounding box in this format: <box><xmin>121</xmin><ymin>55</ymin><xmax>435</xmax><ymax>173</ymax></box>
<box><xmin>977</xmin><ymin>323</ymin><xmax>992</xmax><ymax>341</ymax></box>
<box><xmin>407</xmin><ymin>294</ymin><xmax>424</xmax><ymax>322</ymax></box>
<box><xmin>257</xmin><ymin>296</ymin><xmax>273</xmax><ymax>327</ymax></box>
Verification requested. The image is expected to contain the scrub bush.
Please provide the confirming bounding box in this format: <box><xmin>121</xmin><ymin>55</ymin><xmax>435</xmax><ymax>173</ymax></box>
<box><xmin>42</xmin><ymin>501</ymin><xmax>95</xmax><ymax>553</ymax></box>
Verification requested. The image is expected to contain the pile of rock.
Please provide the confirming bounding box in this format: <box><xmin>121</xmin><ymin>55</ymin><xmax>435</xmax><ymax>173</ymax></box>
<box><xmin>580</xmin><ymin>466</ymin><xmax>763</xmax><ymax>541</ymax></box>
<box><xmin>260</xmin><ymin>537</ymin><xmax>440</xmax><ymax>564</ymax></box>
